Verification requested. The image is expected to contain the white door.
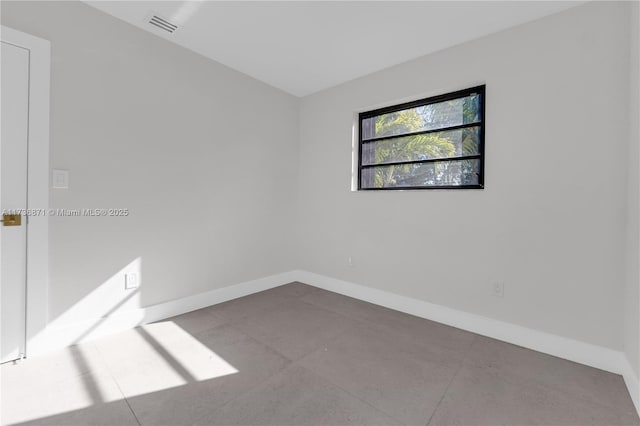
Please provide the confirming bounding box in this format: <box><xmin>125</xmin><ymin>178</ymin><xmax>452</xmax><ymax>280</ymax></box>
<box><xmin>1</xmin><ymin>40</ymin><xmax>30</xmax><ymax>363</ymax></box>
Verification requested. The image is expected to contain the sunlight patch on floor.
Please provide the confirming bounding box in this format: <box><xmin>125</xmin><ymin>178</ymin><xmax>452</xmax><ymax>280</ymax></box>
<box><xmin>1</xmin><ymin>321</ymin><xmax>238</xmax><ymax>425</ymax></box>
<box><xmin>125</xmin><ymin>320</ymin><xmax>239</xmax><ymax>395</ymax></box>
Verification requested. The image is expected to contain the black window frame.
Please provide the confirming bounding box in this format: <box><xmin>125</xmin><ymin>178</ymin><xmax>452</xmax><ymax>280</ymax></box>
<box><xmin>358</xmin><ymin>85</ymin><xmax>486</xmax><ymax>191</ymax></box>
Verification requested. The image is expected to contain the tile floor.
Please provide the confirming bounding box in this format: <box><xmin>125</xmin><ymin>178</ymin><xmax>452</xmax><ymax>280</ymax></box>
<box><xmin>1</xmin><ymin>282</ymin><xmax>638</xmax><ymax>426</ymax></box>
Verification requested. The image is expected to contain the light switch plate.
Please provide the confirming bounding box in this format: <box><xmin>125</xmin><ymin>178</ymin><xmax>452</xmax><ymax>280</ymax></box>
<box><xmin>52</xmin><ymin>169</ymin><xmax>69</xmax><ymax>189</ymax></box>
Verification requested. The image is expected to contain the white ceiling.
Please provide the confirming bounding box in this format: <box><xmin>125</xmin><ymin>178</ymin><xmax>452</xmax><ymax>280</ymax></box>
<box><xmin>85</xmin><ymin>1</ymin><xmax>584</xmax><ymax>97</ymax></box>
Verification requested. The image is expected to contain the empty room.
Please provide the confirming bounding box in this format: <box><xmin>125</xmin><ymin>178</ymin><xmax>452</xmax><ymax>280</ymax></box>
<box><xmin>1</xmin><ymin>1</ymin><xmax>640</xmax><ymax>425</ymax></box>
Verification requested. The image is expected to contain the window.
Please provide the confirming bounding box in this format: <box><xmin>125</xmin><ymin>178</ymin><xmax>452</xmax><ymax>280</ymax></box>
<box><xmin>358</xmin><ymin>85</ymin><xmax>485</xmax><ymax>190</ymax></box>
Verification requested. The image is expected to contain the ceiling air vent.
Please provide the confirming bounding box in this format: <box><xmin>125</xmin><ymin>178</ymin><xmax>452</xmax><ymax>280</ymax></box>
<box><xmin>148</xmin><ymin>14</ymin><xmax>178</xmax><ymax>34</ymax></box>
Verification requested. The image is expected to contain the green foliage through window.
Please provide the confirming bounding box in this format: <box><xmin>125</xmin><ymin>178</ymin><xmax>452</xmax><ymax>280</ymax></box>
<box><xmin>359</xmin><ymin>86</ymin><xmax>485</xmax><ymax>190</ymax></box>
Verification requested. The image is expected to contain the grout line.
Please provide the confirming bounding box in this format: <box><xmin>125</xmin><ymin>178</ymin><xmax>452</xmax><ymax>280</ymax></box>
<box><xmin>295</xmin><ymin>362</ymin><xmax>409</xmax><ymax>426</ymax></box>
<box><xmin>284</xmin><ymin>297</ymin><xmax>435</xmax><ymax>425</ymax></box>
<box><xmin>426</xmin><ymin>336</ymin><xmax>479</xmax><ymax>426</ymax></box>
<box><xmin>91</xmin><ymin>341</ymin><xmax>142</xmax><ymax>426</ymax></box>
<box><xmin>188</xmin><ymin>326</ymin><xmax>296</xmax><ymax>424</ymax></box>
<box><xmin>122</xmin><ymin>394</ymin><xmax>142</xmax><ymax>426</ymax></box>
<box><xmin>72</xmin><ymin>346</ymin><xmax>106</xmax><ymax>406</ymax></box>
<box><xmin>301</xmin><ymin>288</ymin><xmax>639</xmax><ymax>421</ymax></box>
<box><xmin>189</xmin><ymin>293</ymin><xmax>375</xmax><ymax>423</ymax></box>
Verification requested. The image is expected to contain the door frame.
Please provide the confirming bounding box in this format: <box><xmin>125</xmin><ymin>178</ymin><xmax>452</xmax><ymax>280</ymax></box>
<box><xmin>1</xmin><ymin>26</ymin><xmax>50</xmax><ymax>359</ymax></box>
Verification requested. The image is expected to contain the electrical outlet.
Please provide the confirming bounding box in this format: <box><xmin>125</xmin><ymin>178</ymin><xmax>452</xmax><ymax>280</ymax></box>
<box><xmin>125</xmin><ymin>273</ymin><xmax>138</xmax><ymax>290</ymax></box>
<box><xmin>492</xmin><ymin>282</ymin><xmax>504</xmax><ymax>298</ymax></box>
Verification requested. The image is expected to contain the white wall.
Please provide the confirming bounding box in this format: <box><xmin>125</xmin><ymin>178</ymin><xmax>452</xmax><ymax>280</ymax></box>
<box><xmin>625</xmin><ymin>0</ymin><xmax>640</xmax><ymax>381</ymax></box>
<box><xmin>1</xmin><ymin>1</ymin><xmax>636</xmax><ymax>359</ymax></box>
<box><xmin>1</xmin><ymin>1</ymin><xmax>299</xmax><ymax>330</ymax></box>
<box><xmin>297</xmin><ymin>1</ymin><xmax>631</xmax><ymax>350</ymax></box>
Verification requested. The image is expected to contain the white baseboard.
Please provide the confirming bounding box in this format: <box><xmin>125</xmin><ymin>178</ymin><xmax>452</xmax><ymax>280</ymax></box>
<box><xmin>27</xmin><ymin>271</ymin><xmax>299</xmax><ymax>356</ymax></box>
<box><xmin>622</xmin><ymin>357</ymin><xmax>640</xmax><ymax>416</ymax></box>
<box><xmin>295</xmin><ymin>270</ymin><xmax>626</xmax><ymax>374</ymax></box>
<box><xmin>295</xmin><ymin>270</ymin><xmax>640</xmax><ymax>417</ymax></box>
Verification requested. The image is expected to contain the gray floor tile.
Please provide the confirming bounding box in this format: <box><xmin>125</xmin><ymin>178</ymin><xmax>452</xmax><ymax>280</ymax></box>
<box><xmin>234</xmin><ymin>299</ymin><xmax>362</xmax><ymax>360</ymax></box>
<box><xmin>1</xmin><ymin>368</ymin><xmax>131</xmax><ymax>426</ymax></box>
<box><xmin>1</xmin><ymin>343</ymin><xmax>107</xmax><ymax>391</ymax></box>
<box><xmin>8</xmin><ymin>400</ymin><xmax>139</xmax><ymax>426</ymax></box>
<box><xmin>94</xmin><ymin>322</ymin><xmax>220</xmax><ymax>397</ymax></box>
<box><xmin>0</xmin><ymin>343</ymin><xmax>129</xmax><ymax>426</ymax></box>
<box><xmin>300</xmin><ymin>324</ymin><xmax>463</xmax><ymax>425</ymax></box>
<box><xmin>2</xmin><ymin>284</ymin><xmax>637</xmax><ymax>426</ymax></box>
<box><xmin>428</xmin><ymin>364</ymin><xmax>639</xmax><ymax>426</ymax></box>
<box><xmin>195</xmin><ymin>364</ymin><xmax>401</xmax><ymax>426</ymax></box>
<box><xmin>206</xmin><ymin>287</ymin><xmax>295</xmax><ymax>322</ymax></box>
<box><xmin>466</xmin><ymin>336</ymin><xmax>638</xmax><ymax>416</ymax></box>
<box><xmin>302</xmin><ymin>289</ymin><xmax>476</xmax><ymax>355</ymax></box>
<box><xmin>262</xmin><ymin>282</ymin><xmax>321</xmax><ymax>299</ymax></box>
<box><xmin>161</xmin><ymin>307</ymin><xmax>227</xmax><ymax>335</ymax></box>
<box><xmin>97</xmin><ymin>323</ymin><xmax>290</xmax><ymax>426</ymax></box>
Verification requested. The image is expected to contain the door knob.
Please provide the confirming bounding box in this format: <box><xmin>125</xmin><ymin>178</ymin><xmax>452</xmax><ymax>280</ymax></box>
<box><xmin>1</xmin><ymin>214</ymin><xmax>21</xmax><ymax>226</ymax></box>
